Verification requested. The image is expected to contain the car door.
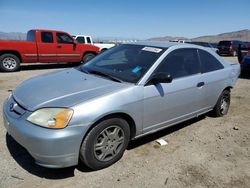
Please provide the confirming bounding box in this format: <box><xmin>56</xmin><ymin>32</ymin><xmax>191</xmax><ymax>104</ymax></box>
<box><xmin>143</xmin><ymin>48</ymin><xmax>205</xmax><ymax>133</ymax></box>
<box><xmin>37</xmin><ymin>31</ymin><xmax>58</xmax><ymax>62</ymax></box>
<box><xmin>198</xmin><ymin>49</ymin><xmax>226</xmax><ymax>108</ymax></box>
<box><xmin>56</xmin><ymin>32</ymin><xmax>81</xmax><ymax>62</ymax></box>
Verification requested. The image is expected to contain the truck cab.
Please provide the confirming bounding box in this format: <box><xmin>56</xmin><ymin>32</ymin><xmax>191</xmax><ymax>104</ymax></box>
<box><xmin>72</xmin><ymin>35</ymin><xmax>93</xmax><ymax>45</ymax></box>
<box><xmin>73</xmin><ymin>35</ymin><xmax>116</xmax><ymax>52</ymax></box>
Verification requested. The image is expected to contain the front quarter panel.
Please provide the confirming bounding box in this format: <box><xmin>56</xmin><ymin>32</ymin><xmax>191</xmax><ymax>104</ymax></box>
<box><xmin>70</xmin><ymin>85</ymin><xmax>144</xmax><ymax>137</ymax></box>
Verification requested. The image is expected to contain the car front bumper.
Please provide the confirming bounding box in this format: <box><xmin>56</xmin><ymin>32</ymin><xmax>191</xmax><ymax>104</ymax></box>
<box><xmin>3</xmin><ymin>98</ymin><xmax>88</xmax><ymax>168</ymax></box>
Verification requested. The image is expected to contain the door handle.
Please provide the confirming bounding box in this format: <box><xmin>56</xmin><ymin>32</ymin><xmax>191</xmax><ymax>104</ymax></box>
<box><xmin>57</xmin><ymin>45</ymin><xmax>62</xmax><ymax>48</ymax></box>
<box><xmin>197</xmin><ymin>82</ymin><xmax>205</xmax><ymax>87</ymax></box>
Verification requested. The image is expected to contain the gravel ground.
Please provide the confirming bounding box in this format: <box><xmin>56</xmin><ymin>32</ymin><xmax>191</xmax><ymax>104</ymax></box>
<box><xmin>0</xmin><ymin>57</ymin><xmax>249</xmax><ymax>188</ymax></box>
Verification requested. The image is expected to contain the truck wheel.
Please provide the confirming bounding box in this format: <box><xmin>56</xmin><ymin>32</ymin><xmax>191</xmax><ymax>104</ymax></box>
<box><xmin>212</xmin><ymin>90</ymin><xmax>230</xmax><ymax>117</ymax></box>
<box><xmin>100</xmin><ymin>48</ymin><xmax>107</xmax><ymax>53</ymax></box>
<box><xmin>82</xmin><ymin>53</ymin><xmax>95</xmax><ymax>63</ymax></box>
<box><xmin>80</xmin><ymin>118</ymin><xmax>130</xmax><ymax>170</ymax></box>
<box><xmin>0</xmin><ymin>54</ymin><xmax>20</xmax><ymax>72</ymax></box>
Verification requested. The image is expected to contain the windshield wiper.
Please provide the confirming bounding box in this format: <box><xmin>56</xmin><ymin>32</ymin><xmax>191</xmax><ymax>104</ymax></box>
<box><xmin>89</xmin><ymin>70</ymin><xmax>123</xmax><ymax>83</ymax></box>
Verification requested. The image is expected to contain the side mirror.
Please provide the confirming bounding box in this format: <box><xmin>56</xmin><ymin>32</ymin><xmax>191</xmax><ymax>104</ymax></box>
<box><xmin>148</xmin><ymin>72</ymin><xmax>172</xmax><ymax>85</ymax></box>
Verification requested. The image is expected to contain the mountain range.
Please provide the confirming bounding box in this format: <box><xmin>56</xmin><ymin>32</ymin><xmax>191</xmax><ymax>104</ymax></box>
<box><xmin>148</xmin><ymin>29</ymin><xmax>250</xmax><ymax>43</ymax></box>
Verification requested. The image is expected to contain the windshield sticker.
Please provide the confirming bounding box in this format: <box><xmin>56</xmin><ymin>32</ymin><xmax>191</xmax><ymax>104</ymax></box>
<box><xmin>142</xmin><ymin>47</ymin><xmax>162</xmax><ymax>53</ymax></box>
<box><xmin>132</xmin><ymin>66</ymin><xmax>142</xmax><ymax>73</ymax></box>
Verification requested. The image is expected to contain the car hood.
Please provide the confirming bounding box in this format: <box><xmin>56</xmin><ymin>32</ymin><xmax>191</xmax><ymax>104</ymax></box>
<box><xmin>13</xmin><ymin>68</ymin><xmax>131</xmax><ymax>111</ymax></box>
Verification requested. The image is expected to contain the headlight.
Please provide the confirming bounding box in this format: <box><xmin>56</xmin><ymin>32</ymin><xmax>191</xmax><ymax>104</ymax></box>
<box><xmin>27</xmin><ymin>108</ymin><xmax>73</xmax><ymax>129</ymax></box>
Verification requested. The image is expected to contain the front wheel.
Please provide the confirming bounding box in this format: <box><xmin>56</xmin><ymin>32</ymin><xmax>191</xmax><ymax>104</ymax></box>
<box><xmin>0</xmin><ymin>54</ymin><xmax>20</xmax><ymax>72</ymax></box>
<box><xmin>82</xmin><ymin>53</ymin><xmax>95</xmax><ymax>63</ymax></box>
<box><xmin>80</xmin><ymin>118</ymin><xmax>130</xmax><ymax>170</ymax></box>
<box><xmin>212</xmin><ymin>90</ymin><xmax>230</xmax><ymax>117</ymax></box>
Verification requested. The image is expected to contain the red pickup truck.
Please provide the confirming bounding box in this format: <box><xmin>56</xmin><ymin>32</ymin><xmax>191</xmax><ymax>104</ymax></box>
<box><xmin>0</xmin><ymin>29</ymin><xmax>100</xmax><ymax>72</ymax></box>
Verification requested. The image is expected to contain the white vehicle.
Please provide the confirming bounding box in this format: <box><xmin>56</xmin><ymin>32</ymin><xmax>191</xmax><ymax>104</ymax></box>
<box><xmin>72</xmin><ymin>35</ymin><xmax>116</xmax><ymax>52</ymax></box>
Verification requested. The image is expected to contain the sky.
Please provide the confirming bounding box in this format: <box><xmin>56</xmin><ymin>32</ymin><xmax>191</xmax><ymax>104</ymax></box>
<box><xmin>0</xmin><ymin>0</ymin><xmax>249</xmax><ymax>39</ymax></box>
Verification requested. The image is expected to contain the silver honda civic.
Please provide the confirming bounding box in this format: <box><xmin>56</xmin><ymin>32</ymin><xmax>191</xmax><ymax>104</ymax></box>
<box><xmin>3</xmin><ymin>42</ymin><xmax>240</xmax><ymax>170</ymax></box>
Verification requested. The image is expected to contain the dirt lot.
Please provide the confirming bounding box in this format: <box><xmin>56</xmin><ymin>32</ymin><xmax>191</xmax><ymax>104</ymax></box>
<box><xmin>0</xmin><ymin>57</ymin><xmax>249</xmax><ymax>188</ymax></box>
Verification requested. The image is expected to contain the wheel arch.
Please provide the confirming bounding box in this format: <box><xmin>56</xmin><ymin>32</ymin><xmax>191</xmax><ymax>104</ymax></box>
<box><xmin>84</xmin><ymin>112</ymin><xmax>137</xmax><ymax>141</ymax></box>
<box><xmin>82</xmin><ymin>51</ymin><xmax>97</xmax><ymax>59</ymax></box>
<box><xmin>0</xmin><ymin>50</ymin><xmax>22</xmax><ymax>62</ymax></box>
<box><xmin>224</xmin><ymin>86</ymin><xmax>232</xmax><ymax>92</ymax></box>
<box><xmin>100</xmin><ymin>48</ymin><xmax>107</xmax><ymax>52</ymax></box>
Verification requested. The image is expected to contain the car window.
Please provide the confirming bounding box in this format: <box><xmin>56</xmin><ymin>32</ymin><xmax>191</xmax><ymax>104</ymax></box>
<box><xmin>86</xmin><ymin>37</ymin><xmax>92</xmax><ymax>44</ymax></box>
<box><xmin>198</xmin><ymin>49</ymin><xmax>224</xmax><ymax>73</ymax></box>
<box><xmin>41</xmin><ymin>32</ymin><xmax>53</xmax><ymax>43</ymax></box>
<box><xmin>76</xmin><ymin>36</ymin><xmax>85</xmax><ymax>44</ymax></box>
<box><xmin>27</xmin><ymin>30</ymin><xmax>35</xmax><ymax>41</ymax></box>
<box><xmin>56</xmin><ymin>33</ymin><xmax>73</xmax><ymax>44</ymax></box>
<box><xmin>155</xmin><ymin>48</ymin><xmax>200</xmax><ymax>79</ymax></box>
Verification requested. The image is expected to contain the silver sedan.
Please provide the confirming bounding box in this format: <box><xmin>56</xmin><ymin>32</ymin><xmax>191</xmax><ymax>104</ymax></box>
<box><xmin>3</xmin><ymin>42</ymin><xmax>240</xmax><ymax>170</ymax></box>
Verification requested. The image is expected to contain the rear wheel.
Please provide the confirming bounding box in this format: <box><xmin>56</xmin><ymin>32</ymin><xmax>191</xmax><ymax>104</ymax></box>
<box><xmin>0</xmin><ymin>54</ymin><xmax>20</xmax><ymax>72</ymax></box>
<box><xmin>212</xmin><ymin>90</ymin><xmax>230</xmax><ymax>117</ymax></box>
<box><xmin>80</xmin><ymin>118</ymin><xmax>130</xmax><ymax>170</ymax></box>
<box><xmin>82</xmin><ymin>53</ymin><xmax>95</xmax><ymax>63</ymax></box>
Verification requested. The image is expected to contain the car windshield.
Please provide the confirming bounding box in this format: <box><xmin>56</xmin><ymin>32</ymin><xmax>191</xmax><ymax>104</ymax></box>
<box><xmin>218</xmin><ymin>41</ymin><xmax>231</xmax><ymax>46</ymax></box>
<box><xmin>80</xmin><ymin>44</ymin><xmax>166</xmax><ymax>83</ymax></box>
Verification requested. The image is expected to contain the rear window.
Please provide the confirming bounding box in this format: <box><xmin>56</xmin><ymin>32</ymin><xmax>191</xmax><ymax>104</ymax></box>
<box><xmin>218</xmin><ymin>41</ymin><xmax>231</xmax><ymax>46</ymax></box>
<box><xmin>27</xmin><ymin>30</ymin><xmax>35</xmax><ymax>41</ymax></box>
<box><xmin>199</xmin><ymin>49</ymin><xmax>224</xmax><ymax>73</ymax></box>
<box><xmin>76</xmin><ymin>36</ymin><xmax>85</xmax><ymax>44</ymax></box>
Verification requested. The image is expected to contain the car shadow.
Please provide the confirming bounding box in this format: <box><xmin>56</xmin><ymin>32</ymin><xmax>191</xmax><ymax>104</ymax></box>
<box><xmin>20</xmin><ymin>63</ymin><xmax>79</xmax><ymax>71</ymax></box>
<box><xmin>127</xmin><ymin>115</ymin><xmax>205</xmax><ymax>150</ymax></box>
<box><xmin>239</xmin><ymin>72</ymin><xmax>250</xmax><ymax>79</ymax></box>
<box><xmin>6</xmin><ymin>115</ymin><xmax>206</xmax><ymax>178</ymax></box>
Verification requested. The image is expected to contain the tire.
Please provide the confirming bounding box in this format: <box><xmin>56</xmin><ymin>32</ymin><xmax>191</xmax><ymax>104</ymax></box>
<box><xmin>212</xmin><ymin>90</ymin><xmax>230</xmax><ymax>117</ymax></box>
<box><xmin>0</xmin><ymin>54</ymin><xmax>20</xmax><ymax>72</ymax></box>
<box><xmin>80</xmin><ymin>118</ymin><xmax>130</xmax><ymax>170</ymax></box>
<box><xmin>100</xmin><ymin>48</ymin><xmax>107</xmax><ymax>53</ymax></box>
<box><xmin>82</xmin><ymin>53</ymin><xmax>95</xmax><ymax>63</ymax></box>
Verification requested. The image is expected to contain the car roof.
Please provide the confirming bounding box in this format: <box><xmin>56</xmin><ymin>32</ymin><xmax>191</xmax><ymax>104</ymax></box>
<box><xmin>129</xmin><ymin>41</ymin><xmax>201</xmax><ymax>49</ymax></box>
<box><xmin>30</xmin><ymin>29</ymin><xmax>69</xmax><ymax>34</ymax></box>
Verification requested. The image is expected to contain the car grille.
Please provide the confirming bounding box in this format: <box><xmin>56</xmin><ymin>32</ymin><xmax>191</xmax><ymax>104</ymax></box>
<box><xmin>6</xmin><ymin>96</ymin><xmax>27</xmax><ymax>118</ymax></box>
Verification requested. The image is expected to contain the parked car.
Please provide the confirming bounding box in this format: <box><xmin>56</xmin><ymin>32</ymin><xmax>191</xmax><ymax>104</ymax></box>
<box><xmin>187</xmin><ymin>41</ymin><xmax>218</xmax><ymax>53</ymax></box>
<box><xmin>3</xmin><ymin>42</ymin><xmax>240</xmax><ymax>170</ymax></box>
<box><xmin>217</xmin><ymin>40</ymin><xmax>244</xmax><ymax>56</ymax></box>
<box><xmin>72</xmin><ymin>35</ymin><xmax>116</xmax><ymax>52</ymax></box>
<box><xmin>169</xmin><ymin>39</ymin><xmax>187</xmax><ymax>43</ymax></box>
<box><xmin>0</xmin><ymin>29</ymin><xmax>100</xmax><ymax>72</ymax></box>
<box><xmin>238</xmin><ymin>43</ymin><xmax>250</xmax><ymax>74</ymax></box>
